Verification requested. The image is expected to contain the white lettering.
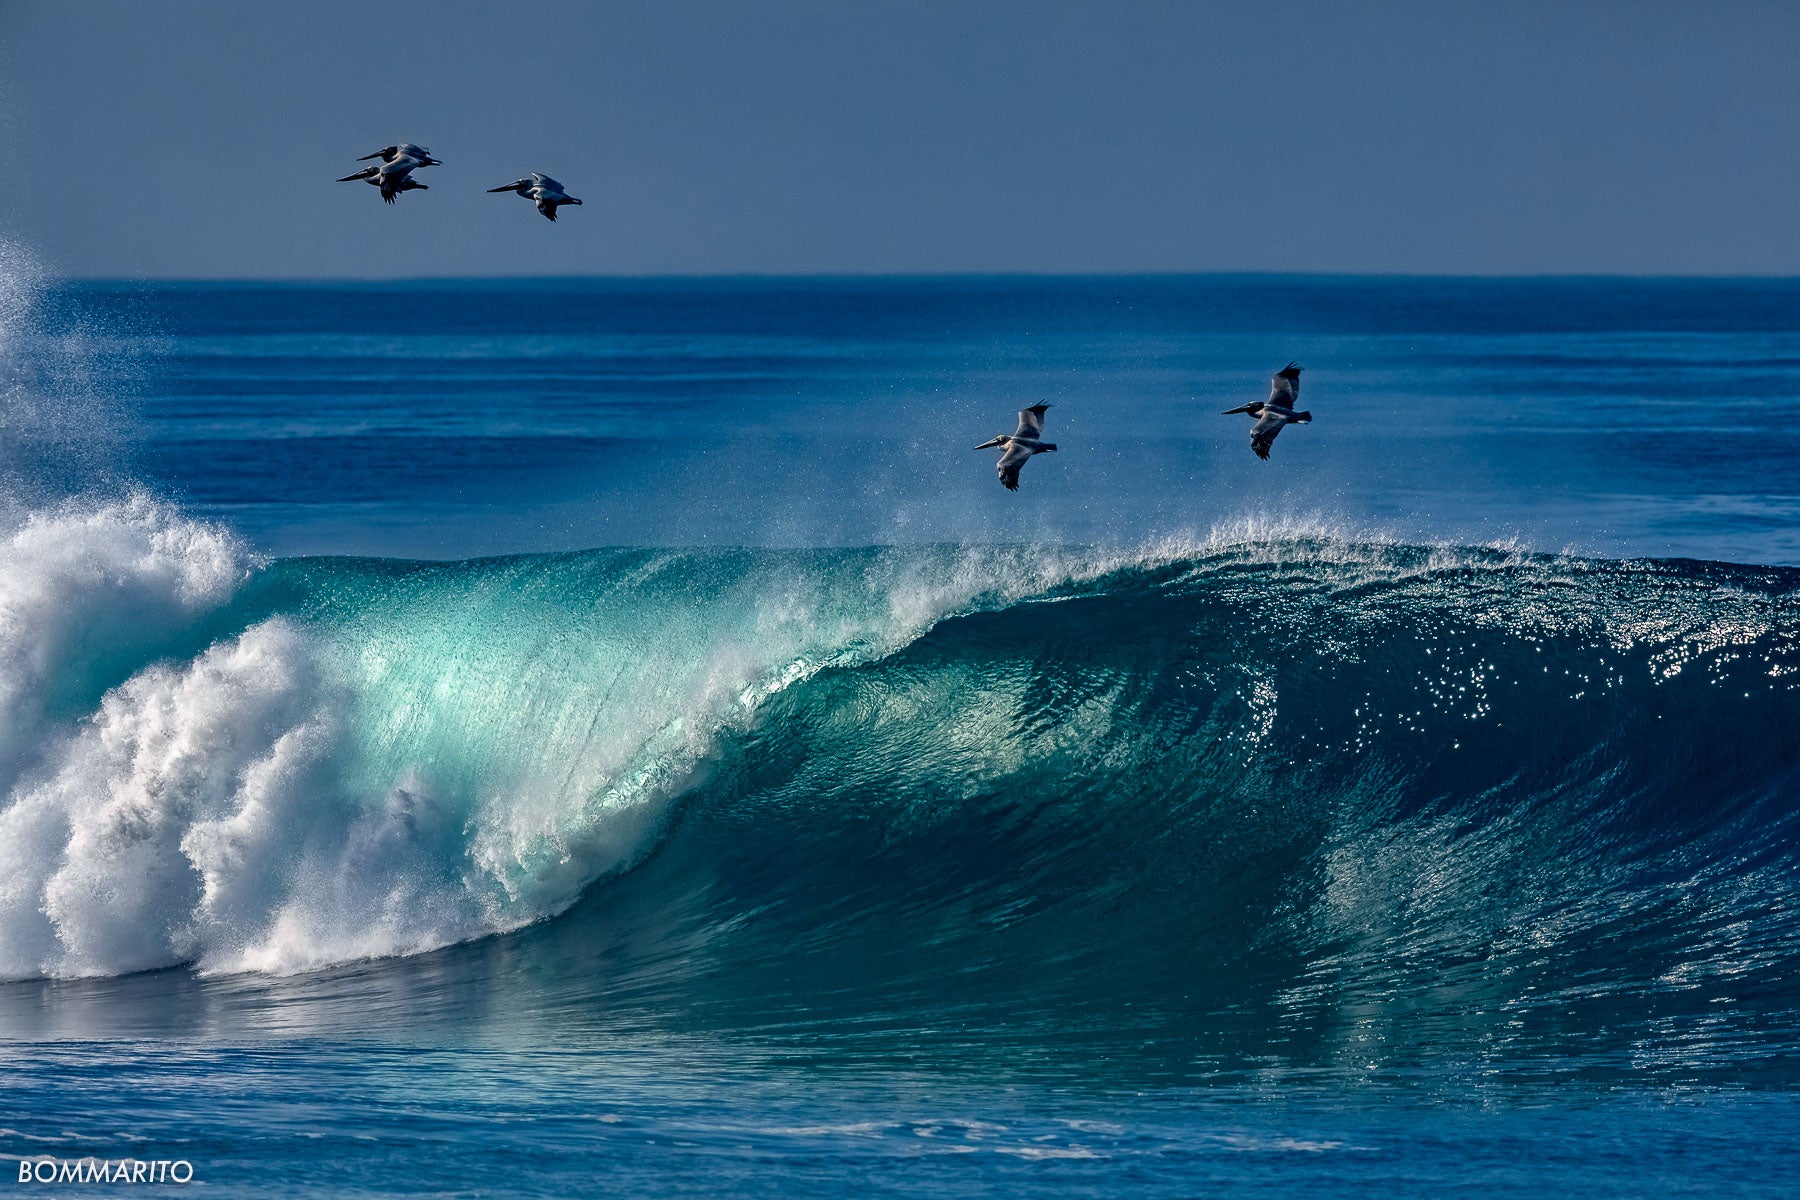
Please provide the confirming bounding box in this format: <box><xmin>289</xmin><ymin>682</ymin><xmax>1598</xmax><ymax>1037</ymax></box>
<box><xmin>13</xmin><ymin>1154</ymin><xmax>197</xmax><ymax>1185</ymax></box>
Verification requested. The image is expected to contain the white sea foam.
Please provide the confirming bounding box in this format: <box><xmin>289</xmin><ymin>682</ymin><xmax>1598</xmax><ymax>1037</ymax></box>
<box><xmin>0</xmin><ymin>496</ymin><xmax>249</xmax><ymax>787</ymax></box>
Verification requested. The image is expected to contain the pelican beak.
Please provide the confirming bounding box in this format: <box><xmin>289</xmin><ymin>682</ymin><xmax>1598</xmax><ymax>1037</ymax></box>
<box><xmin>356</xmin><ymin>152</ymin><xmax>383</xmax><ymax>161</ymax></box>
<box><xmin>974</xmin><ymin>436</ymin><xmax>1007</xmax><ymax>450</ymax></box>
<box><xmin>487</xmin><ymin>185</ymin><xmax>515</xmax><ymax>193</ymax></box>
<box><xmin>1221</xmin><ymin>403</ymin><xmax>1259</xmax><ymax>415</ymax></box>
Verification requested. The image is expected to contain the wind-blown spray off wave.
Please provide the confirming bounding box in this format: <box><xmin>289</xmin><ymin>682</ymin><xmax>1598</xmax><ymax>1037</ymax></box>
<box><xmin>2</xmin><ymin>495</ymin><xmax>1799</xmax><ymax>1052</ymax></box>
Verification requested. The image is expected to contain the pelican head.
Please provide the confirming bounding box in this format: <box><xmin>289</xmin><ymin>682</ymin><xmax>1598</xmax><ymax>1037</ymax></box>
<box><xmin>974</xmin><ymin>434</ymin><xmax>1011</xmax><ymax>450</ymax></box>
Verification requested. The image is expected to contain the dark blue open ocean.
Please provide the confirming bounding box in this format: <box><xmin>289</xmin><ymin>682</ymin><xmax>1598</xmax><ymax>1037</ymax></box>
<box><xmin>4</xmin><ymin>273</ymin><xmax>1800</xmax><ymax>1196</ymax></box>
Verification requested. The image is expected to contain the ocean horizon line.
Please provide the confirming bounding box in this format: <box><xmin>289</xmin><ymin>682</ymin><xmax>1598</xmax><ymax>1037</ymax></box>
<box><xmin>46</xmin><ymin>269</ymin><xmax>1800</xmax><ymax>288</ymax></box>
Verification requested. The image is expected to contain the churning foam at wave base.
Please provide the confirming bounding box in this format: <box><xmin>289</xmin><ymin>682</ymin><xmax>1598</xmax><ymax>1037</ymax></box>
<box><xmin>0</xmin><ymin>496</ymin><xmax>1201</xmax><ymax>981</ymax></box>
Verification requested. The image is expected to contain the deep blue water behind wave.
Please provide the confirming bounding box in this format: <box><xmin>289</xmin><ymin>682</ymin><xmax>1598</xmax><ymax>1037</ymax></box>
<box><xmin>22</xmin><ymin>275</ymin><xmax>1800</xmax><ymax>562</ymax></box>
<box><xmin>5</xmin><ymin>276</ymin><xmax>1800</xmax><ymax>1196</ymax></box>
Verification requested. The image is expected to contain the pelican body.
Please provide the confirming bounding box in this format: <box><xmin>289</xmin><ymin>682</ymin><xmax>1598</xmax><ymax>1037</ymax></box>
<box><xmin>1223</xmin><ymin>363</ymin><xmax>1312</xmax><ymax>459</ymax></box>
<box><xmin>976</xmin><ymin>404</ymin><xmax>1058</xmax><ymax>490</ymax></box>
<box><xmin>489</xmin><ymin>173</ymin><xmax>583</xmax><ymax>221</ymax></box>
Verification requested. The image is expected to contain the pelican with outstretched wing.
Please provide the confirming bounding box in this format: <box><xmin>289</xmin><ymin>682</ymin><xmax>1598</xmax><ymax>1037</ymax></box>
<box><xmin>337</xmin><ymin>142</ymin><xmax>441</xmax><ymax>204</ymax></box>
<box><xmin>489</xmin><ymin>173</ymin><xmax>584</xmax><ymax>221</ymax></box>
<box><xmin>350</xmin><ymin>173</ymin><xmax>428</xmax><ymax>202</ymax></box>
<box><xmin>974</xmin><ymin>403</ymin><xmax>1058</xmax><ymax>490</ymax></box>
<box><xmin>1222</xmin><ymin>363</ymin><xmax>1312</xmax><ymax>459</ymax></box>
<box><xmin>336</xmin><ymin>160</ymin><xmax>429</xmax><ymax>203</ymax></box>
<box><xmin>338</xmin><ymin>143</ymin><xmax>439</xmax><ymax>204</ymax></box>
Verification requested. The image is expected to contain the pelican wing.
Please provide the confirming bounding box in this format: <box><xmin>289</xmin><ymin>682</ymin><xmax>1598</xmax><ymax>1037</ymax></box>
<box><xmin>1249</xmin><ymin>410</ymin><xmax>1289</xmax><ymax>459</ymax></box>
<box><xmin>996</xmin><ymin>442</ymin><xmax>1034</xmax><ymax>490</ymax></box>
<box><xmin>536</xmin><ymin>198</ymin><xmax>559</xmax><ymax>221</ymax></box>
<box><xmin>1012</xmin><ymin>404</ymin><xmax>1049</xmax><ymax>439</ymax></box>
<box><xmin>533</xmin><ymin>174</ymin><xmax>563</xmax><ymax>192</ymax></box>
<box><xmin>1268</xmin><ymin>363</ymin><xmax>1302</xmax><ymax>407</ymax></box>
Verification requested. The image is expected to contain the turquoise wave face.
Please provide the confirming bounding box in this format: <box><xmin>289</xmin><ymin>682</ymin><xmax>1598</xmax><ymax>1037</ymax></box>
<box><xmin>4</xmin><ymin>499</ymin><xmax>1800</xmax><ymax>1085</ymax></box>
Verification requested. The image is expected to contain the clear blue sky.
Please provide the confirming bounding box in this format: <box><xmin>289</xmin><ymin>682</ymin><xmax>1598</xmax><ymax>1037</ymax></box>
<box><xmin>3</xmin><ymin>0</ymin><xmax>1797</xmax><ymax>278</ymax></box>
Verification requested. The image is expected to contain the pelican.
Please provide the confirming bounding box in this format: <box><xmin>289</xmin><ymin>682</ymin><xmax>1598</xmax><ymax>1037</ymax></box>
<box><xmin>975</xmin><ymin>404</ymin><xmax>1058</xmax><ymax>491</ymax></box>
<box><xmin>355</xmin><ymin>174</ymin><xmax>428</xmax><ymax>200</ymax></box>
<box><xmin>1222</xmin><ymin>363</ymin><xmax>1312</xmax><ymax>459</ymax></box>
<box><xmin>356</xmin><ymin>144</ymin><xmax>442</xmax><ymax>168</ymax></box>
<box><xmin>337</xmin><ymin>159</ymin><xmax>429</xmax><ymax>204</ymax></box>
<box><xmin>488</xmin><ymin>173</ymin><xmax>583</xmax><ymax>221</ymax></box>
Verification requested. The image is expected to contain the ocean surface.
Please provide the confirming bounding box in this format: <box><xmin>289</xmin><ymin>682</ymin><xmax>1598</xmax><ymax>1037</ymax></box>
<box><xmin>3</xmin><ymin>270</ymin><xmax>1799</xmax><ymax>1196</ymax></box>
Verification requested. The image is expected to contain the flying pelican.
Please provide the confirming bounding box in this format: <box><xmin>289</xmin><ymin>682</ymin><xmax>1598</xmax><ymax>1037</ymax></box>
<box><xmin>1222</xmin><ymin>363</ymin><xmax>1312</xmax><ymax>459</ymax></box>
<box><xmin>355</xmin><ymin>144</ymin><xmax>442</xmax><ymax>168</ymax></box>
<box><xmin>337</xmin><ymin>159</ymin><xmax>429</xmax><ymax>204</ymax></box>
<box><xmin>975</xmin><ymin>404</ymin><xmax>1058</xmax><ymax>491</ymax></box>
<box><xmin>354</xmin><ymin>174</ymin><xmax>428</xmax><ymax>200</ymax></box>
<box><xmin>337</xmin><ymin>142</ymin><xmax>440</xmax><ymax>204</ymax></box>
<box><xmin>488</xmin><ymin>173</ymin><xmax>583</xmax><ymax>221</ymax></box>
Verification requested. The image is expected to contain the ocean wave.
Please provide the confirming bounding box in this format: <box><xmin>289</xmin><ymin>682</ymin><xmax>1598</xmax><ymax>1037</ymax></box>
<box><xmin>2</xmin><ymin>498</ymin><xmax>1798</xmax><ymax>1000</ymax></box>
